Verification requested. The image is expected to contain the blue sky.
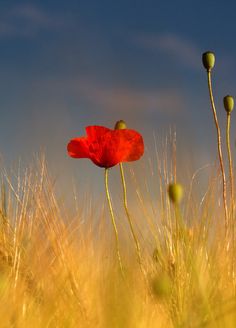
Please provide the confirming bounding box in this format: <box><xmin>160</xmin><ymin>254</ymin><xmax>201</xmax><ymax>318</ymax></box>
<box><xmin>0</xmin><ymin>1</ymin><xmax>236</xmax><ymax>199</ymax></box>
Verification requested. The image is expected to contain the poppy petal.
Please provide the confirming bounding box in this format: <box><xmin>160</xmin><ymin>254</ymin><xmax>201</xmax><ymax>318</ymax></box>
<box><xmin>67</xmin><ymin>137</ymin><xmax>89</xmax><ymax>158</ymax></box>
<box><xmin>88</xmin><ymin>131</ymin><xmax>121</xmax><ymax>168</ymax></box>
<box><xmin>86</xmin><ymin>127</ymin><xmax>120</xmax><ymax>168</ymax></box>
<box><xmin>86</xmin><ymin>126</ymin><xmax>111</xmax><ymax>140</ymax></box>
<box><xmin>95</xmin><ymin>133</ymin><xmax>122</xmax><ymax>168</ymax></box>
<box><xmin>67</xmin><ymin>125</ymin><xmax>144</xmax><ymax>168</ymax></box>
<box><xmin>114</xmin><ymin>129</ymin><xmax>144</xmax><ymax>162</ymax></box>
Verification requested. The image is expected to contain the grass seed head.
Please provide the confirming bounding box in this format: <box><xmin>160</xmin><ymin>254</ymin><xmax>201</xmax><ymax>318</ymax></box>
<box><xmin>224</xmin><ymin>95</ymin><xmax>234</xmax><ymax>114</ymax></box>
<box><xmin>114</xmin><ymin>120</ymin><xmax>127</xmax><ymax>130</ymax></box>
<box><xmin>202</xmin><ymin>51</ymin><xmax>215</xmax><ymax>71</ymax></box>
<box><xmin>168</xmin><ymin>183</ymin><xmax>183</xmax><ymax>204</ymax></box>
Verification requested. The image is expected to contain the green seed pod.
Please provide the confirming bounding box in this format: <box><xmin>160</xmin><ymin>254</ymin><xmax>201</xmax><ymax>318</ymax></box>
<box><xmin>114</xmin><ymin>120</ymin><xmax>127</xmax><ymax>130</ymax></box>
<box><xmin>0</xmin><ymin>273</ymin><xmax>8</xmax><ymax>295</ymax></box>
<box><xmin>223</xmin><ymin>95</ymin><xmax>234</xmax><ymax>114</ymax></box>
<box><xmin>168</xmin><ymin>183</ymin><xmax>183</xmax><ymax>204</ymax></box>
<box><xmin>151</xmin><ymin>273</ymin><xmax>172</xmax><ymax>299</ymax></box>
<box><xmin>202</xmin><ymin>51</ymin><xmax>215</xmax><ymax>71</ymax></box>
<box><xmin>153</xmin><ymin>248</ymin><xmax>159</xmax><ymax>262</ymax></box>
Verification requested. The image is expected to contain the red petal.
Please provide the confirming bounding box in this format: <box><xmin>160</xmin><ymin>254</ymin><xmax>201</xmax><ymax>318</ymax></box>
<box><xmin>86</xmin><ymin>126</ymin><xmax>120</xmax><ymax>168</ymax></box>
<box><xmin>92</xmin><ymin>133</ymin><xmax>121</xmax><ymax>168</ymax></box>
<box><xmin>88</xmin><ymin>129</ymin><xmax>144</xmax><ymax>168</ymax></box>
<box><xmin>86</xmin><ymin>126</ymin><xmax>111</xmax><ymax>141</ymax></box>
<box><xmin>114</xmin><ymin>129</ymin><xmax>144</xmax><ymax>162</ymax></box>
<box><xmin>67</xmin><ymin>126</ymin><xmax>144</xmax><ymax>168</ymax></box>
<box><xmin>67</xmin><ymin>137</ymin><xmax>89</xmax><ymax>158</ymax></box>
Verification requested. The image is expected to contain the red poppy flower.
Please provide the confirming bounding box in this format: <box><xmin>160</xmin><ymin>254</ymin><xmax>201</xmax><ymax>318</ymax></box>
<box><xmin>67</xmin><ymin>126</ymin><xmax>144</xmax><ymax>168</ymax></box>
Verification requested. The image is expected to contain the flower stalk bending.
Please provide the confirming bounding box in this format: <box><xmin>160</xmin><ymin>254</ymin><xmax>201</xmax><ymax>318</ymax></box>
<box><xmin>104</xmin><ymin>168</ymin><xmax>124</xmax><ymax>275</ymax></box>
<box><xmin>207</xmin><ymin>69</ymin><xmax>228</xmax><ymax>231</ymax></box>
<box><xmin>119</xmin><ymin>163</ymin><xmax>142</xmax><ymax>265</ymax></box>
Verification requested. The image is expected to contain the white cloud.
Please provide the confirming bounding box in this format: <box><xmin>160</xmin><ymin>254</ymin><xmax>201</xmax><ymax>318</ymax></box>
<box><xmin>0</xmin><ymin>4</ymin><xmax>65</xmax><ymax>38</ymax></box>
<box><xmin>134</xmin><ymin>33</ymin><xmax>201</xmax><ymax>69</ymax></box>
<box><xmin>76</xmin><ymin>80</ymin><xmax>185</xmax><ymax>115</ymax></box>
<box><xmin>0</xmin><ymin>21</ymin><xmax>22</xmax><ymax>37</ymax></box>
<box><xmin>32</xmin><ymin>76</ymin><xmax>186</xmax><ymax>117</ymax></box>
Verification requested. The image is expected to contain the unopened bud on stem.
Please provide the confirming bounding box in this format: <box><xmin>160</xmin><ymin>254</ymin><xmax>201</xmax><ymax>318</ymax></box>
<box><xmin>168</xmin><ymin>183</ymin><xmax>183</xmax><ymax>204</ymax></box>
<box><xmin>114</xmin><ymin>120</ymin><xmax>127</xmax><ymax>130</ymax></box>
<box><xmin>202</xmin><ymin>51</ymin><xmax>215</xmax><ymax>71</ymax></box>
<box><xmin>223</xmin><ymin>95</ymin><xmax>234</xmax><ymax>114</ymax></box>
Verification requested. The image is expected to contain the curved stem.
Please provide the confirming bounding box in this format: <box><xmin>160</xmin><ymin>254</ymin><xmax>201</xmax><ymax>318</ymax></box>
<box><xmin>226</xmin><ymin>113</ymin><xmax>235</xmax><ymax>281</ymax></box>
<box><xmin>104</xmin><ymin>168</ymin><xmax>124</xmax><ymax>275</ymax></box>
<box><xmin>207</xmin><ymin>70</ymin><xmax>228</xmax><ymax>232</ymax></box>
<box><xmin>175</xmin><ymin>204</ymin><xmax>181</xmax><ymax>312</ymax></box>
<box><xmin>226</xmin><ymin>113</ymin><xmax>234</xmax><ymax>215</ymax></box>
<box><xmin>119</xmin><ymin>163</ymin><xmax>142</xmax><ymax>266</ymax></box>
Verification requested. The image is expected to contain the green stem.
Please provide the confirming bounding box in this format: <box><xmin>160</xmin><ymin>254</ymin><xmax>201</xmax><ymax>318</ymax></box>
<box><xmin>226</xmin><ymin>113</ymin><xmax>235</xmax><ymax>283</ymax></box>
<box><xmin>207</xmin><ymin>70</ymin><xmax>228</xmax><ymax>233</ymax></box>
<box><xmin>174</xmin><ymin>204</ymin><xmax>183</xmax><ymax>319</ymax></box>
<box><xmin>104</xmin><ymin>168</ymin><xmax>124</xmax><ymax>275</ymax></box>
<box><xmin>119</xmin><ymin>163</ymin><xmax>142</xmax><ymax>266</ymax></box>
<box><xmin>226</xmin><ymin>113</ymin><xmax>234</xmax><ymax>217</ymax></box>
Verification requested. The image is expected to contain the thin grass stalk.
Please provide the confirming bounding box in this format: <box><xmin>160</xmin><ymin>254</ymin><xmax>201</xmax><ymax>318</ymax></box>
<box><xmin>104</xmin><ymin>168</ymin><xmax>124</xmax><ymax>276</ymax></box>
<box><xmin>119</xmin><ymin>163</ymin><xmax>142</xmax><ymax>267</ymax></box>
<box><xmin>172</xmin><ymin>130</ymin><xmax>177</xmax><ymax>184</ymax></box>
<box><xmin>207</xmin><ymin>70</ymin><xmax>228</xmax><ymax>232</ymax></box>
<box><xmin>174</xmin><ymin>204</ymin><xmax>215</xmax><ymax>326</ymax></box>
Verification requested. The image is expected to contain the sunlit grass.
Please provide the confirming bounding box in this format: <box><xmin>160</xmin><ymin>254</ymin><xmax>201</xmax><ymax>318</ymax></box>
<box><xmin>0</xmin><ymin>149</ymin><xmax>235</xmax><ymax>328</ymax></box>
<box><xmin>1</xmin><ymin>50</ymin><xmax>236</xmax><ymax>327</ymax></box>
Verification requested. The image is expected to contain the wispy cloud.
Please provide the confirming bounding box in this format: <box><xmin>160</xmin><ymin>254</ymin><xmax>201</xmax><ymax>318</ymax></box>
<box><xmin>0</xmin><ymin>4</ymin><xmax>65</xmax><ymax>38</ymax></box>
<box><xmin>134</xmin><ymin>33</ymin><xmax>201</xmax><ymax>69</ymax></box>
<box><xmin>76</xmin><ymin>79</ymin><xmax>185</xmax><ymax>116</ymax></box>
<box><xmin>35</xmin><ymin>77</ymin><xmax>186</xmax><ymax>117</ymax></box>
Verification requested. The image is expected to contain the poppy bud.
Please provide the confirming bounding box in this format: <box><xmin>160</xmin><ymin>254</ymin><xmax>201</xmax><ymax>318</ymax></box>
<box><xmin>202</xmin><ymin>51</ymin><xmax>215</xmax><ymax>71</ymax></box>
<box><xmin>168</xmin><ymin>183</ymin><xmax>183</xmax><ymax>204</ymax></box>
<box><xmin>153</xmin><ymin>248</ymin><xmax>159</xmax><ymax>262</ymax></box>
<box><xmin>223</xmin><ymin>95</ymin><xmax>234</xmax><ymax>114</ymax></box>
<box><xmin>151</xmin><ymin>273</ymin><xmax>172</xmax><ymax>299</ymax></box>
<box><xmin>114</xmin><ymin>120</ymin><xmax>127</xmax><ymax>130</ymax></box>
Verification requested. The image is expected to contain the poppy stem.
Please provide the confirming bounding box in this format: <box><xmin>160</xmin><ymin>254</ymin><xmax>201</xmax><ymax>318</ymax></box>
<box><xmin>226</xmin><ymin>113</ymin><xmax>234</xmax><ymax>218</ymax></box>
<box><xmin>104</xmin><ymin>168</ymin><xmax>124</xmax><ymax>276</ymax></box>
<box><xmin>226</xmin><ymin>112</ymin><xmax>235</xmax><ymax>279</ymax></box>
<box><xmin>207</xmin><ymin>70</ymin><xmax>228</xmax><ymax>234</ymax></box>
<box><xmin>119</xmin><ymin>163</ymin><xmax>142</xmax><ymax>266</ymax></box>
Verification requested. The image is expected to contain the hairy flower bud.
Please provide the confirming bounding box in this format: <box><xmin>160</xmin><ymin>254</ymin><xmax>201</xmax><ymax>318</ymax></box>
<box><xmin>151</xmin><ymin>273</ymin><xmax>172</xmax><ymax>299</ymax></box>
<box><xmin>202</xmin><ymin>51</ymin><xmax>215</xmax><ymax>71</ymax></box>
<box><xmin>223</xmin><ymin>95</ymin><xmax>234</xmax><ymax>114</ymax></box>
<box><xmin>114</xmin><ymin>120</ymin><xmax>127</xmax><ymax>130</ymax></box>
<box><xmin>168</xmin><ymin>183</ymin><xmax>183</xmax><ymax>204</ymax></box>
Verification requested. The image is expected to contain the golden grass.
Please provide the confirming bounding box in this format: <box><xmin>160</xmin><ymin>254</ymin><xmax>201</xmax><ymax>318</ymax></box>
<box><xmin>0</xmin><ymin>150</ymin><xmax>236</xmax><ymax>328</ymax></box>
